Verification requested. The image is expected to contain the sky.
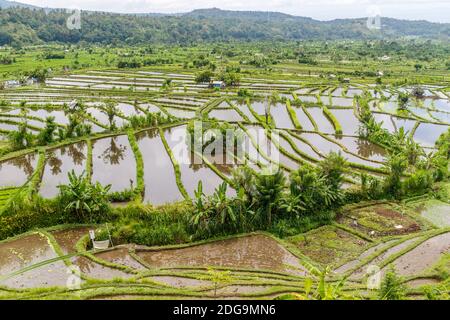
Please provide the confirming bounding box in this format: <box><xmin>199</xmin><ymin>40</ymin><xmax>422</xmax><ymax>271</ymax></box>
<box><xmin>17</xmin><ymin>0</ymin><xmax>450</xmax><ymax>23</ymax></box>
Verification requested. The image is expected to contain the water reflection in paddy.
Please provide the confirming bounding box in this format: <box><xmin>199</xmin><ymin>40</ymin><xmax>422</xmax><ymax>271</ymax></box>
<box><xmin>0</xmin><ymin>153</ymin><xmax>37</xmax><ymax>188</ymax></box>
<box><xmin>333</xmin><ymin>136</ymin><xmax>386</xmax><ymax>162</ymax></box>
<box><xmin>301</xmin><ymin>133</ymin><xmax>383</xmax><ymax>168</ymax></box>
<box><xmin>164</xmin><ymin>126</ymin><xmax>234</xmax><ymax>197</ymax></box>
<box><xmin>136</xmin><ymin>129</ymin><xmax>183</xmax><ymax>205</ymax></box>
<box><xmin>91</xmin><ymin>136</ymin><xmax>136</xmax><ymax>192</ymax></box>
<box><xmin>40</xmin><ymin>142</ymin><xmax>87</xmax><ymax>198</ymax></box>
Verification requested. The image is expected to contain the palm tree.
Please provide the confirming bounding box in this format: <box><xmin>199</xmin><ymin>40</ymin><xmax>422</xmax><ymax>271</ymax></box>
<box><xmin>383</xmin><ymin>154</ymin><xmax>408</xmax><ymax>198</ymax></box>
<box><xmin>104</xmin><ymin>101</ymin><xmax>118</xmax><ymax>131</ymax></box>
<box><xmin>319</xmin><ymin>152</ymin><xmax>348</xmax><ymax>191</ymax></box>
<box><xmin>254</xmin><ymin>170</ymin><xmax>286</xmax><ymax>227</ymax></box>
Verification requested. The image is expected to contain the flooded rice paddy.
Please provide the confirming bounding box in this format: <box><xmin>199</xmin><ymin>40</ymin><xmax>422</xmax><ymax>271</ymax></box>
<box><xmin>40</xmin><ymin>142</ymin><xmax>87</xmax><ymax>198</ymax></box>
<box><xmin>136</xmin><ymin>129</ymin><xmax>183</xmax><ymax>205</ymax></box>
<box><xmin>137</xmin><ymin>234</ymin><xmax>307</xmax><ymax>275</ymax></box>
<box><xmin>164</xmin><ymin>125</ymin><xmax>234</xmax><ymax>197</ymax></box>
<box><xmin>0</xmin><ymin>153</ymin><xmax>37</xmax><ymax>188</ymax></box>
<box><xmin>91</xmin><ymin>136</ymin><xmax>137</xmax><ymax>192</ymax></box>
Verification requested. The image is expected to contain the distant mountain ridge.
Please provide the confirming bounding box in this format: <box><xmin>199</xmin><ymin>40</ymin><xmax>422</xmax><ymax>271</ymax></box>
<box><xmin>0</xmin><ymin>3</ymin><xmax>448</xmax><ymax>46</ymax></box>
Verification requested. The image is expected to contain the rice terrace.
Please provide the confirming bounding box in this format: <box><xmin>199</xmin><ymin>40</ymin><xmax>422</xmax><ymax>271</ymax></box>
<box><xmin>0</xmin><ymin>1</ymin><xmax>449</xmax><ymax>302</ymax></box>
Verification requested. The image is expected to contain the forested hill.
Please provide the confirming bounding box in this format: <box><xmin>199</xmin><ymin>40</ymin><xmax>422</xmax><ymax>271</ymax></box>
<box><xmin>0</xmin><ymin>7</ymin><xmax>449</xmax><ymax>46</ymax></box>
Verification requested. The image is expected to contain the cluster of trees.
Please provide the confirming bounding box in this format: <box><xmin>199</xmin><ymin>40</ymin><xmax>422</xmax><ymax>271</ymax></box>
<box><xmin>357</xmin><ymin>95</ymin><xmax>449</xmax><ymax>200</ymax></box>
<box><xmin>117</xmin><ymin>57</ymin><xmax>173</xmax><ymax>69</ymax></box>
<box><xmin>0</xmin><ymin>8</ymin><xmax>449</xmax><ymax>47</ymax></box>
<box><xmin>0</xmin><ymin>55</ymin><xmax>14</xmax><ymax>64</ymax></box>
<box><xmin>194</xmin><ymin>69</ymin><xmax>241</xmax><ymax>86</ymax></box>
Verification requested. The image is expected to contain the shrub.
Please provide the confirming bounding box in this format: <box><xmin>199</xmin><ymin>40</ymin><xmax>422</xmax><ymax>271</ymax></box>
<box><xmin>379</xmin><ymin>268</ymin><xmax>406</xmax><ymax>300</ymax></box>
<box><xmin>57</xmin><ymin>170</ymin><xmax>111</xmax><ymax>223</ymax></box>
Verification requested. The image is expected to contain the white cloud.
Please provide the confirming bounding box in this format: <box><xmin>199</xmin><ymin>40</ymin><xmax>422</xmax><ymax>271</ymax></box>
<box><xmin>17</xmin><ymin>0</ymin><xmax>450</xmax><ymax>22</ymax></box>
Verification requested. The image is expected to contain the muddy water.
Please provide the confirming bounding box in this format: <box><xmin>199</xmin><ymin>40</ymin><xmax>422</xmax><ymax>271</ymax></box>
<box><xmin>390</xmin><ymin>232</ymin><xmax>450</xmax><ymax>276</ymax></box>
<box><xmin>234</xmin><ymin>102</ymin><xmax>257</xmax><ymax>122</ymax></box>
<box><xmin>0</xmin><ymin>153</ymin><xmax>37</xmax><ymax>188</ymax></box>
<box><xmin>209</xmin><ymin>109</ymin><xmax>243</xmax><ymax>122</ymax></box>
<box><xmin>51</xmin><ymin>227</ymin><xmax>90</xmax><ymax>255</ymax></box>
<box><xmin>136</xmin><ymin>130</ymin><xmax>183</xmax><ymax>205</ymax></box>
<box><xmin>72</xmin><ymin>256</ymin><xmax>132</xmax><ymax>280</ymax></box>
<box><xmin>95</xmin><ymin>248</ymin><xmax>146</xmax><ymax>270</ymax></box>
<box><xmin>40</xmin><ymin>142</ymin><xmax>87</xmax><ymax>198</ymax></box>
<box><xmin>164</xmin><ymin>126</ymin><xmax>232</xmax><ymax>197</ymax></box>
<box><xmin>306</xmin><ymin>107</ymin><xmax>335</xmax><ymax>133</ymax></box>
<box><xmin>334</xmin><ymin>137</ymin><xmax>386</xmax><ymax>162</ymax></box>
<box><xmin>413</xmin><ymin>123</ymin><xmax>449</xmax><ymax>147</ymax></box>
<box><xmin>137</xmin><ymin>235</ymin><xmax>306</xmax><ymax>275</ymax></box>
<box><xmin>0</xmin><ymin>233</ymin><xmax>57</xmax><ymax>276</ymax></box>
<box><xmin>334</xmin><ymin>240</ymin><xmax>397</xmax><ymax>274</ymax></box>
<box><xmin>0</xmin><ymin>260</ymin><xmax>72</xmax><ymax>289</ymax></box>
<box><xmin>91</xmin><ymin>136</ymin><xmax>137</xmax><ymax>192</ymax></box>
<box><xmin>406</xmin><ymin>278</ymin><xmax>440</xmax><ymax>288</ymax></box>
<box><xmin>350</xmin><ymin>238</ymin><xmax>420</xmax><ymax>279</ymax></box>
<box><xmin>292</xmin><ymin>107</ymin><xmax>315</xmax><ymax>131</ymax></box>
<box><xmin>270</xmin><ymin>103</ymin><xmax>295</xmax><ymax>129</ymax></box>
<box><xmin>329</xmin><ymin>109</ymin><xmax>361</xmax><ymax>136</ymax></box>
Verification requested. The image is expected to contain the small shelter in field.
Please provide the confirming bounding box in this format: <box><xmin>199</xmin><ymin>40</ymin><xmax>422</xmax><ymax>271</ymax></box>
<box><xmin>210</xmin><ymin>80</ymin><xmax>226</xmax><ymax>89</ymax></box>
